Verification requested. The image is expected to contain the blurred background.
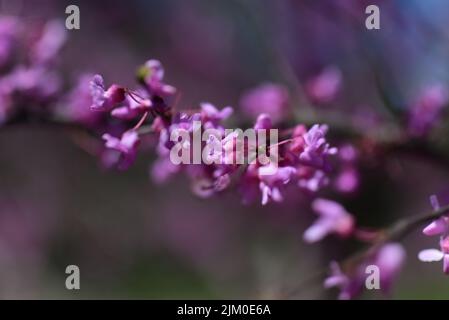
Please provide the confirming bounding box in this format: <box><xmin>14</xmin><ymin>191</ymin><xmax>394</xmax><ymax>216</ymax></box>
<box><xmin>1</xmin><ymin>0</ymin><xmax>449</xmax><ymax>299</ymax></box>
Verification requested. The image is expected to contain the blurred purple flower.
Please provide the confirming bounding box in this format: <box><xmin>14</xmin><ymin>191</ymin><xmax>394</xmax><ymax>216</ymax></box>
<box><xmin>140</xmin><ymin>59</ymin><xmax>176</xmax><ymax>97</ymax></box>
<box><xmin>299</xmin><ymin>124</ymin><xmax>338</xmax><ymax>169</ymax></box>
<box><xmin>306</xmin><ymin>66</ymin><xmax>342</xmax><ymax>104</ymax></box>
<box><xmin>297</xmin><ymin>169</ymin><xmax>329</xmax><ymax>192</ymax></box>
<box><xmin>200</xmin><ymin>102</ymin><xmax>233</xmax><ymax>128</ymax></box>
<box><xmin>2</xmin><ymin>66</ymin><xmax>61</xmax><ymax>102</ymax></box>
<box><xmin>151</xmin><ymin>156</ymin><xmax>181</xmax><ymax>184</ymax></box>
<box><xmin>254</xmin><ymin>113</ymin><xmax>272</xmax><ymax>131</ymax></box>
<box><xmin>334</xmin><ymin>144</ymin><xmax>360</xmax><ymax>194</ymax></box>
<box><xmin>303</xmin><ymin>198</ymin><xmax>354</xmax><ymax>243</ymax></box>
<box><xmin>59</xmin><ymin>74</ymin><xmax>102</xmax><ymax>126</ymax></box>
<box><xmin>324</xmin><ymin>261</ymin><xmax>363</xmax><ymax>300</ymax></box>
<box><xmin>102</xmin><ymin>130</ymin><xmax>140</xmax><ymax>170</ymax></box>
<box><xmin>375</xmin><ymin>243</ymin><xmax>406</xmax><ymax>293</ymax></box>
<box><xmin>240</xmin><ymin>83</ymin><xmax>289</xmax><ymax>123</ymax></box>
<box><xmin>419</xmin><ymin>195</ymin><xmax>449</xmax><ymax>274</ymax></box>
<box><xmin>422</xmin><ymin>195</ymin><xmax>448</xmax><ymax>236</ymax></box>
<box><xmin>408</xmin><ymin>84</ymin><xmax>449</xmax><ymax>137</ymax></box>
<box><xmin>325</xmin><ymin>243</ymin><xmax>405</xmax><ymax>299</ymax></box>
<box><xmin>30</xmin><ymin>20</ymin><xmax>67</xmax><ymax>65</ymax></box>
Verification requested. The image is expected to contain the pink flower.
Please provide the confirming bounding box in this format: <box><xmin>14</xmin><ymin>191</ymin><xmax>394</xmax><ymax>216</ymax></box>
<box><xmin>324</xmin><ymin>261</ymin><xmax>363</xmax><ymax>300</ymax></box>
<box><xmin>325</xmin><ymin>243</ymin><xmax>405</xmax><ymax>299</ymax></box>
<box><xmin>297</xmin><ymin>169</ymin><xmax>329</xmax><ymax>192</ymax></box>
<box><xmin>258</xmin><ymin>165</ymin><xmax>296</xmax><ymax>205</ymax></box>
<box><xmin>31</xmin><ymin>20</ymin><xmax>67</xmax><ymax>65</ymax></box>
<box><xmin>303</xmin><ymin>198</ymin><xmax>354</xmax><ymax>243</ymax></box>
<box><xmin>200</xmin><ymin>102</ymin><xmax>233</xmax><ymax>127</ymax></box>
<box><xmin>102</xmin><ymin>130</ymin><xmax>140</xmax><ymax>170</ymax></box>
<box><xmin>306</xmin><ymin>66</ymin><xmax>342</xmax><ymax>104</ymax></box>
<box><xmin>151</xmin><ymin>157</ymin><xmax>181</xmax><ymax>184</ymax></box>
<box><xmin>59</xmin><ymin>74</ymin><xmax>102</xmax><ymax>126</ymax></box>
<box><xmin>422</xmin><ymin>195</ymin><xmax>448</xmax><ymax>236</ymax></box>
<box><xmin>299</xmin><ymin>124</ymin><xmax>338</xmax><ymax>169</ymax></box>
<box><xmin>375</xmin><ymin>243</ymin><xmax>406</xmax><ymax>293</ymax></box>
<box><xmin>140</xmin><ymin>59</ymin><xmax>176</xmax><ymax>97</ymax></box>
<box><xmin>89</xmin><ymin>74</ymin><xmax>125</xmax><ymax>111</ymax></box>
<box><xmin>239</xmin><ymin>83</ymin><xmax>289</xmax><ymax>123</ymax></box>
<box><xmin>254</xmin><ymin>113</ymin><xmax>272</xmax><ymax>131</ymax></box>
<box><xmin>408</xmin><ymin>84</ymin><xmax>449</xmax><ymax>137</ymax></box>
<box><xmin>334</xmin><ymin>144</ymin><xmax>360</xmax><ymax>194</ymax></box>
<box><xmin>3</xmin><ymin>66</ymin><xmax>61</xmax><ymax>100</ymax></box>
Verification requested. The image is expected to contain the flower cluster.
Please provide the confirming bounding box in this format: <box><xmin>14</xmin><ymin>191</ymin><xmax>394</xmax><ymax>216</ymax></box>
<box><xmin>0</xmin><ymin>16</ymin><xmax>66</xmax><ymax>123</ymax></box>
<box><xmin>418</xmin><ymin>195</ymin><xmax>449</xmax><ymax>274</ymax></box>
<box><xmin>89</xmin><ymin>59</ymin><xmax>339</xmax><ymax>205</ymax></box>
<box><xmin>303</xmin><ymin>198</ymin><xmax>355</xmax><ymax>243</ymax></box>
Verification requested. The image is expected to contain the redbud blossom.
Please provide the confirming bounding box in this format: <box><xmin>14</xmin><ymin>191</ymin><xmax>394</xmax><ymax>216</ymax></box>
<box><xmin>303</xmin><ymin>198</ymin><xmax>354</xmax><ymax>243</ymax></box>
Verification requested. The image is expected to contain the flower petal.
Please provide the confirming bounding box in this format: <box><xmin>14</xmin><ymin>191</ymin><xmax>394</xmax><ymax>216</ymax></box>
<box><xmin>418</xmin><ymin>249</ymin><xmax>444</xmax><ymax>262</ymax></box>
<box><xmin>422</xmin><ymin>218</ymin><xmax>448</xmax><ymax>236</ymax></box>
<box><xmin>303</xmin><ymin>219</ymin><xmax>332</xmax><ymax>243</ymax></box>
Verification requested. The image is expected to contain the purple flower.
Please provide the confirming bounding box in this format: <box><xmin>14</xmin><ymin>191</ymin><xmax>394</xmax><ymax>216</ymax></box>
<box><xmin>325</xmin><ymin>243</ymin><xmax>405</xmax><ymax>299</ymax></box>
<box><xmin>419</xmin><ymin>195</ymin><xmax>449</xmax><ymax>274</ymax></box>
<box><xmin>31</xmin><ymin>20</ymin><xmax>67</xmax><ymax>65</ymax></box>
<box><xmin>200</xmin><ymin>102</ymin><xmax>234</xmax><ymax>129</ymax></box>
<box><xmin>408</xmin><ymin>84</ymin><xmax>448</xmax><ymax>137</ymax></box>
<box><xmin>324</xmin><ymin>261</ymin><xmax>363</xmax><ymax>300</ymax></box>
<box><xmin>258</xmin><ymin>165</ymin><xmax>296</xmax><ymax>205</ymax></box>
<box><xmin>59</xmin><ymin>74</ymin><xmax>102</xmax><ymax>126</ymax></box>
<box><xmin>89</xmin><ymin>74</ymin><xmax>125</xmax><ymax>111</ymax></box>
<box><xmin>102</xmin><ymin>130</ymin><xmax>140</xmax><ymax>170</ymax></box>
<box><xmin>254</xmin><ymin>113</ymin><xmax>272</xmax><ymax>131</ymax></box>
<box><xmin>151</xmin><ymin>157</ymin><xmax>181</xmax><ymax>184</ymax></box>
<box><xmin>299</xmin><ymin>124</ymin><xmax>338</xmax><ymax>169</ymax></box>
<box><xmin>297</xmin><ymin>169</ymin><xmax>329</xmax><ymax>192</ymax></box>
<box><xmin>375</xmin><ymin>243</ymin><xmax>406</xmax><ymax>293</ymax></box>
<box><xmin>335</xmin><ymin>167</ymin><xmax>359</xmax><ymax>194</ymax></box>
<box><xmin>334</xmin><ymin>144</ymin><xmax>360</xmax><ymax>194</ymax></box>
<box><xmin>303</xmin><ymin>198</ymin><xmax>354</xmax><ymax>243</ymax></box>
<box><xmin>111</xmin><ymin>92</ymin><xmax>152</xmax><ymax>120</ymax></box>
<box><xmin>240</xmin><ymin>83</ymin><xmax>289</xmax><ymax>123</ymax></box>
<box><xmin>3</xmin><ymin>66</ymin><xmax>61</xmax><ymax>101</ymax></box>
<box><xmin>140</xmin><ymin>59</ymin><xmax>176</xmax><ymax>97</ymax></box>
<box><xmin>422</xmin><ymin>195</ymin><xmax>448</xmax><ymax>236</ymax></box>
<box><xmin>189</xmin><ymin>172</ymin><xmax>232</xmax><ymax>199</ymax></box>
<box><xmin>306</xmin><ymin>66</ymin><xmax>342</xmax><ymax>104</ymax></box>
